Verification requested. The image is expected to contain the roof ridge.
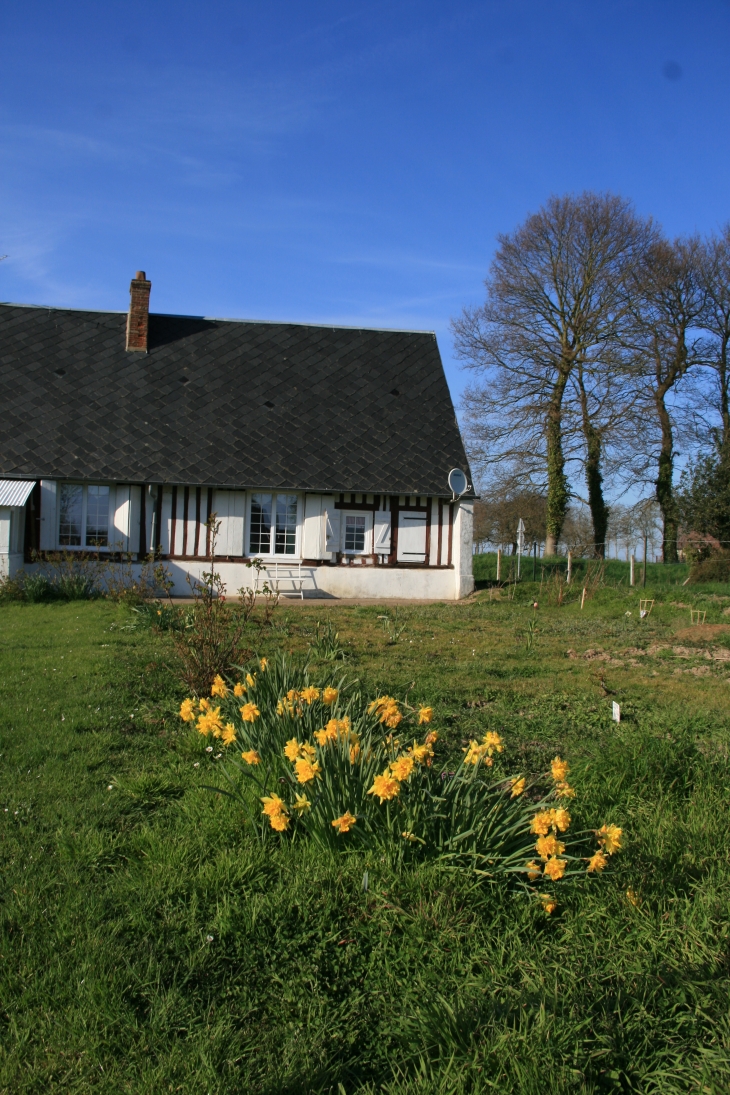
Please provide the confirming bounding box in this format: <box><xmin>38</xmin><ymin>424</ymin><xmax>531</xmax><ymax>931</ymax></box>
<box><xmin>0</xmin><ymin>301</ymin><xmax>435</xmax><ymax>337</ymax></box>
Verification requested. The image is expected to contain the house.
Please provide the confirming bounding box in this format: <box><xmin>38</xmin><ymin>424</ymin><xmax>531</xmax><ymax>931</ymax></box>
<box><xmin>0</xmin><ymin>273</ymin><xmax>474</xmax><ymax>599</ymax></box>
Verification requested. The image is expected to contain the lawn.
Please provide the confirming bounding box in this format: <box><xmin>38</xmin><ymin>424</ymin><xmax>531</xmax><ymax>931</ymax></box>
<box><xmin>2</xmin><ymin>575</ymin><xmax>730</xmax><ymax>1093</ymax></box>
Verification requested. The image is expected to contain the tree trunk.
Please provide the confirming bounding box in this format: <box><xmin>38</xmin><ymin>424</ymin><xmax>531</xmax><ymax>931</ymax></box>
<box><xmin>544</xmin><ymin>373</ymin><xmax>570</xmax><ymax>556</ymax></box>
<box><xmin>719</xmin><ymin>333</ymin><xmax>730</xmax><ymax>467</ymax></box>
<box><xmin>655</xmin><ymin>388</ymin><xmax>678</xmax><ymax>563</ymax></box>
<box><xmin>576</xmin><ymin>368</ymin><xmax>609</xmax><ymax>557</ymax></box>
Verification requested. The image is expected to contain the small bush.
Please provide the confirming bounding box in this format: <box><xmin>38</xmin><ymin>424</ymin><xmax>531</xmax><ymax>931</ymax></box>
<box><xmin>0</xmin><ymin>574</ymin><xmax>25</xmax><ymax>602</ymax></box>
<box><xmin>23</xmin><ymin>572</ymin><xmax>57</xmax><ymax>602</ymax></box>
<box><xmin>688</xmin><ymin>551</ymin><xmax>730</xmax><ymax>584</ymax></box>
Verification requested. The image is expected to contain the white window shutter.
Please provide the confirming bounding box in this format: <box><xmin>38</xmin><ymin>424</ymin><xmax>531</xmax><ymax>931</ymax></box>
<box><xmin>228</xmin><ymin>491</ymin><xmax>245</xmax><ymax>556</ymax></box>
<box><xmin>111</xmin><ymin>485</ymin><xmax>131</xmax><ymax>551</ymax></box>
<box><xmin>211</xmin><ymin>490</ymin><xmax>245</xmax><ymax>556</ymax></box>
<box><xmin>373</xmin><ymin>510</ymin><xmax>391</xmax><ymax>554</ymax></box>
<box><xmin>39</xmin><ymin>480</ymin><xmax>57</xmax><ymax>550</ymax></box>
<box><xmin>212</xmin><ymin>490</ymin><xmax>231</xmax><ymax>554</ymax></box>
<box><xmin>303</xmin><ymin>494</ymin><xmax>324</xmax><ymax>558</ymax></box>
<box><xmin>397</xmin><ymin>512</ymin><xmax>427</xmax><ymax>562</ymax></box>
<box><xmin>324</xmin><ymin>504</ymin><xmax>341</xmax><ymax>553</ymax></box>
<box><xmin>160</xmin><ymin>487</ymin><xmax>173</xmax><ymax>555</ymax></box>
<box><xmin>128</xmin><ymin>486</ymin><xmax>142</xmax><ymax>555</ymax></box>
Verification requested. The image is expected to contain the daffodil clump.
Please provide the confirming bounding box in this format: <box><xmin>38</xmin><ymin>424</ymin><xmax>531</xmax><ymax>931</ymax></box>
<box><xmin>180</xmin><ymin>656</ymin><xmax>623</xmax><ymax>902</ymax></box>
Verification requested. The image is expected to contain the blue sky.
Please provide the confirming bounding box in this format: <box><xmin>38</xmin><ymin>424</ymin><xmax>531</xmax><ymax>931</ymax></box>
<box><xmin>1</xmin><ymin>0</ymin><xmax>729</xmax><ymax>406</ymax></box>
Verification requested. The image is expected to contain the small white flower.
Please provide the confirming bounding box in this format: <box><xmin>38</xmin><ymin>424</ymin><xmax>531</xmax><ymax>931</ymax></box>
<box><xmin>215</xmin><ymin>753</ymin><xmax>222</xmax><ymax>759</ymax></box>
<box><xmin>206</xmin><ymin>746</ymin><xmax>213</xmax><ymax>753</ymax></box>
<box><xmin>107</xmin><ymin>784</ymin><xmax>113</xmax><ymax>791</ymax></box>
<box><xmin>206</xmin><ymin>935</ymin><xmax>214</xmax><ymax>942</ymax></box>
<box><xmin>193</xmin><ymin>762</ymin><xmax>200</xmax><ymax>768</ymax></box>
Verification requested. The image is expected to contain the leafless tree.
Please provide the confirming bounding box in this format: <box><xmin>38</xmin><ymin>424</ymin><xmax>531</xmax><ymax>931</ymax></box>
<box><xmin>622</xmin><ymin>237</ymin><xmax>707</xmax><ymax>562</ymax></box>
<box><xmin>473</xmin><ymin>490</ymin><xmax>547</xmax><ymax>554</ymax></box>
<box><xmin>699</xmin><ymin>226</ymin><xmax>730</xmax><ymax>458</ymax></box>
<box><xmin>453</xmin><ymin>192</ymin><xmax>655</xmax><ymax>556</ymax></box>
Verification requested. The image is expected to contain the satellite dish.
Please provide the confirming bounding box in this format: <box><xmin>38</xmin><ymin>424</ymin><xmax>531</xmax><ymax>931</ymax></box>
<box><xmin>448</xmin><ymin>468</ymin><xmax>469</xmax><ymax>498</ymax></box>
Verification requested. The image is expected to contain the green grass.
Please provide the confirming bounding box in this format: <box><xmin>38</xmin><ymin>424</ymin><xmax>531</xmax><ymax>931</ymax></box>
<box><xmin>2</xmin><ymin>591</ymin><xmax>730</xmax><ymax>1093</ymax></box>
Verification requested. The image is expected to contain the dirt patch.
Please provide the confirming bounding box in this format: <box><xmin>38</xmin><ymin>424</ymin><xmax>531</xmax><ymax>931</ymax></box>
<box><xmin>674</xmin><ymin>624</ymin><xmax>730</xmax><ymax>642</ymax></box>
<box><xmin>582</xmin><ymin>648</ymin><xmax>610</xmax><ymax>661</ymax></box>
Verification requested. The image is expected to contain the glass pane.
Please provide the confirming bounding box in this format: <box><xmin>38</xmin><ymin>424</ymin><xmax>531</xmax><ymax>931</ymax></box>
<box><xmin>86</xmin><ymin>485</ymin><xmax>109</xmax><ymax>547</ymax></box>
<box><xmin>58</xmin><ymin>484</ymin><xmax>83</xmax><ymax>546</ymax></box>
<box><xmin>275</xmin><ymin>494</ymin><xmax>298</xmax><ymax>555</ymax></box>
<box><xmin>345</xmin><ymin>515</ymin><xmax>366</xmax><ymax>552</ymax></box>
<box><xmin>249</xmin><ymin>493</ymin><xmax>272</xmax><ymax>554</ymax></box>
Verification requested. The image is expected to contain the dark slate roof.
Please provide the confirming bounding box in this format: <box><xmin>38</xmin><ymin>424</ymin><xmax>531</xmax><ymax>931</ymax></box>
<box><xmin>0</xmin><ymin>303</ymin><xmax>472</xmax><ymax>496</ymax></box>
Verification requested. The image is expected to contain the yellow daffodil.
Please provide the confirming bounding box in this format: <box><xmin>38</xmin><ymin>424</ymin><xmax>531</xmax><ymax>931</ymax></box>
<box><xmin>551</xmin><ymin>756</ymin><xmax>570</xmax><ymax>782</ymax></box>
<box><xmin>539</xmin><ymin>893</ymin><xmax>558</xmax><ymax>915</ymax></box>
<box><xmin>294</xmin><ymin>757</ymin><xmax>322</xmax><ymax>784</ymax></box>
<box><xmin>322</xmin><ymin>686</ymin><xmax>338</xmax><ymax>705</ymax></box>
<box><xmin>555</xmin><ymin>781</ymin><xmax>576</xmax><ymax>799</ymax></box>
<box><xmin>261</xmin><ymin>794</ymin><xmax>289</xmax><ymax>831</ymax></box>
<box><xmin>284</xmin><ymin>738</ymin><xmax>303</xmax><ymax>762</ymax></box>
<box><xmin>543</xmin><ymin>857</ymin><xmax>567</xmax><ymax>881</ymax></box>
<box><xmin>525</xmin><ymin>860</ymin><xmax>542</xmax><ymax>880</ymax></box>
<box><xmin>349</xmin><ymin>742</ymin><xmax>361</xmax><ymax>764</ymax></box>
<box><xmin>482</xmin><ymin>731</ymin><xmax>504</xmax><ymax>753</ymax></box>
<box><xmin>259</xmin><ymin>658</ymin><xmax>268</xmax><ymax>671</ymax></box>
<box><xmin>240</xmin><ymin>702</ymin><xmax>260</xmax><ymax>723</ymax></box>
<box><xmin>261</xmin><ymin>793</ymin><xmax>286</xmax><ymax>818</ymax></box>
<box><xmin>300</xmin><ymin>686</ymin><xmax>320</xmax><ymax>704</ymax></box>
<box><xmin>626</xmin><ymin>888</ymin><xmax>640</xmax><ymax>907</ymax></box>
<box><xmin>530</xmin><ymin>811</ymin><xmax>552</xmax><ymax>836</ymax></box>
<box><xmin>293</xmin><ymin>793</ymin><xmax>311</xmax><ymax>812</ymax></box>
<box><xmin>331</xmin><ymin>811</ymin><xmax>357</xmax><ymax>834</ymax></box>
<box><xmin>596</xmin><ymin>824</ymin><xmax>622</xmax><ymax>855</ymax></box>
<box><xmin>424</xmin><ymin>730</ymin><xmax>439</xmax><ymax>746</ymax></box>
<box><xmin>552</xmin><ymin>808</ymin><xmax>571</xmax><ymax>832</ymax></box>
<box><xmin>179</xmin><ymin>698</ymin><xmax>196</xmax><ymax>723</ymax></box>
<box><xmin>463</xmin><ymin>740</ymin><xmax>486</xmax><ymax>766</ymax></box>
<box><xmin>211</xmin><ymin>674</ymin><xmax>228</xmax><ymax>698</ymax></box>
<box><xmin>301</xmin><ymin>742</ymin><xmax>317</xmax><ymax>760</ymax></box>
<box><xmin>408</xmin><ymin>740</ymin><xmax>432</xmax><ymax>764</ymax></box>
<box><xmin>287</xmin><ymin>688</ymin><xmax>301</xmax><ymax>703</ymax></box>
<box><xmin>246</xmin><ymin>672</ymin><xmax>257</xmax><ymax>688</ymax></box>
<box><xmin>367</xmin><ymin>771</ymin><xmax>401</xmax><ymax>803</ymax></box>
<box><xmin>199</xmin><ymin>697</ymin><xmax>211</xmax><ymax>712</ymax></box>
<box><xmin>418</xmin><ymin>706</ymin><xmax>433</xmax><ymax>724</ymax></box>
<box><xmin>587</xmin><ymin>850</ymin><xmax>608</xmax><ymax>873</ymax></box>
<box><xmin>390</xmin><ymin>754</ymin><xmax>415</xmax><ymax>781</ymax></box>
<box><xmin>196</xmin><ymin>706</ymin><xmax>224</xmax><ymax>737</ymax></box>
<box><xmin>221</xmin><ymin>723</ymin><xmax>237</xmax><ymax>747</ymax></box>
<box><xmin>536</xmin><ymin>834</ymin><xmax>565</xmax><ymax>860</ymax></box>
<box><xmin>510</xmin><ymin>777</ymin><xmax>526</xmax><ymax>798</ymax></box>
<box><xmin>233</xmin><ymin>682</ymin><xmax>246</xmax><ymax>698</ymax></box>
<box><xmin>242</xmin><ymin>749</ymin><xmax>261</xmax><ymax>765</ymax></box>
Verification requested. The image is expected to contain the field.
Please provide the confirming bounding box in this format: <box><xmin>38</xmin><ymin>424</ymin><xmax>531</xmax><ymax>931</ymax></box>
<box><xmin>2</xmin><ymin>566</ymin><xmax>730</xmax><ymax>1093</ymax></box>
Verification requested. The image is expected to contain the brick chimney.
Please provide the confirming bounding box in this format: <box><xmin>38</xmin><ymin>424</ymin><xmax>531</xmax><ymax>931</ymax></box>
<box><xmin>125</xmin><ymin>271</ymin><xmax>151</xmax><ymax>352</ymax></box>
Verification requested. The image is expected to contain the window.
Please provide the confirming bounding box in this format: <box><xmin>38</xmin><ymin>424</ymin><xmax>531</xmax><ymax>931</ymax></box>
<box><xmin>342</xmin><ymin>511</ymin><xmax>371</xmax><ymax>554</ymax></box>
<box><xmin>344</xmin><ymin>514</ymin><xmax>366</xmax><ymax>552</ymax></box>
<box><xmin>249</xmin><ymin>493</ymin><xmax>299</xmax><ymax>555</ymax></box>
<box><xmin>58</xmin><ymin>483</ymin><xmax>110</xmax><ymax>548</ymax></box>
<box><xmin>249</xmin><ymin>493</ymin><xmax>272</xmax><ymax>554</ymax></box>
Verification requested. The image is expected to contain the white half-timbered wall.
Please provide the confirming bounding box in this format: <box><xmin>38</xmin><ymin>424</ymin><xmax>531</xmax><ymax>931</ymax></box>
<box><xmin>35</xmin><ymin>483</ymin><xmax>460</xmax><ymax>568</ymax></box>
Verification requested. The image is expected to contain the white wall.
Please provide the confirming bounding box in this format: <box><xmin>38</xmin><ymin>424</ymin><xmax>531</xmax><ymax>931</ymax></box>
<box><xmin>0</xmin><ymin>507</ymin><xmax>25</xmax><ymax>578</ymax></box>
<box><xmin>453</xmin><ymin>499</ymin><xmax>475</xmax><ymax>598</ymax></box>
